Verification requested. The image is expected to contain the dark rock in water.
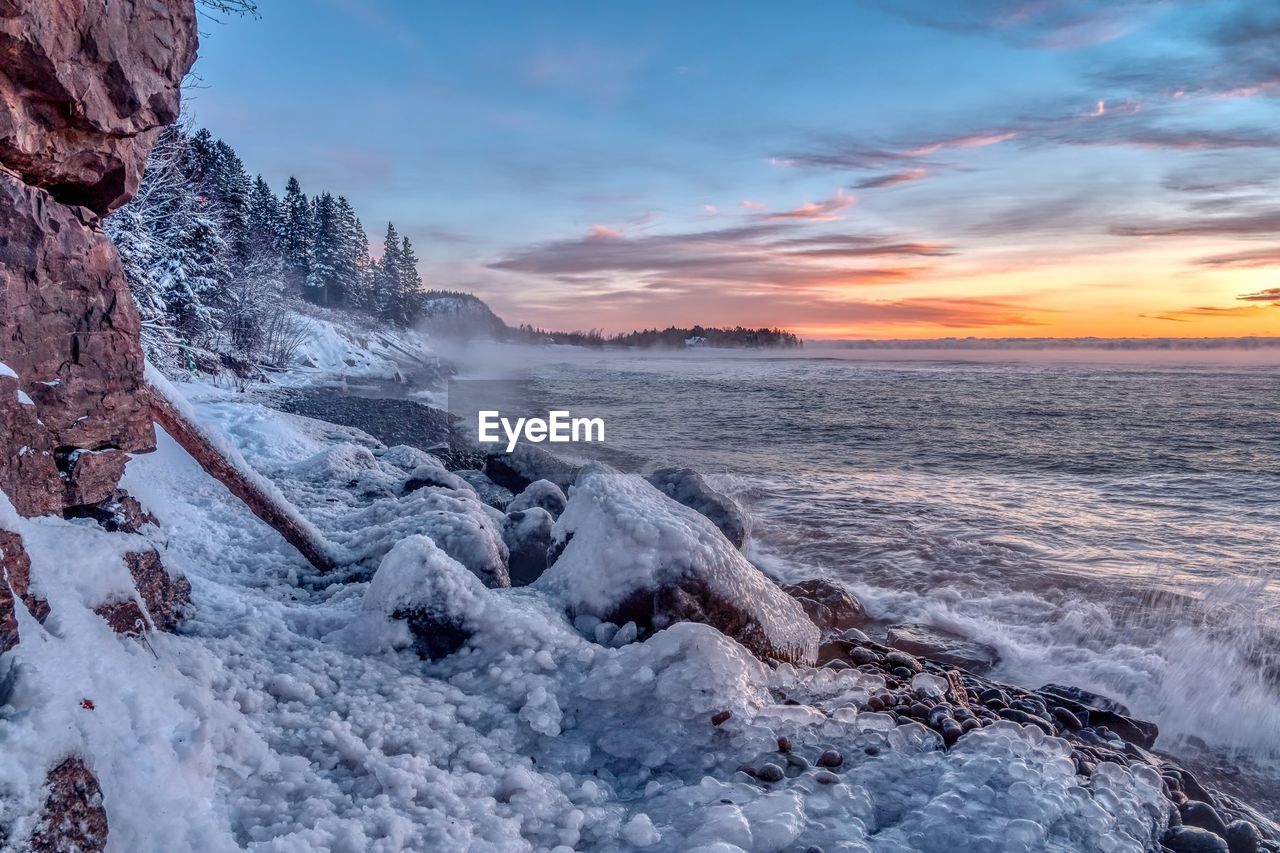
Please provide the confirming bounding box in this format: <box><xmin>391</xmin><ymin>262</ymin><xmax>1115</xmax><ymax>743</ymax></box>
<box><xmin>29</xmin><ymin>757</ymin><xmax>109</xmax><ymax>853</ymax></box>
<box><xmin>1182</xmin><ymin>803</ymin><xmax>1230</xmax><ymax>839</ymax></box>
<box><xmin>886</xmin><ymin>623</ymin><xmax>999</xmax><ymax>673</ymax></box>
<box><xmin>645</xmin><ymin>467</ymin><xmax>751</xmax><ymax>548</ymax></box>
<box><xmin>1225</xmin><ymin>820</ymin><xmax>1261</xmax><ymax>853</ymax></box>
<box><xmin>884</xmin><ymin>651</ymin><xmax>923</xmax><ymax>673</ymax></box>
<box><xmin>780</xmin><ymin>579</ymin><xmax>867</xmax><ymax>633</ymax></box>
<box><xmin>816</xmin><ymin>749</ymin><xmax>843</xmax><ymax>768</ymax></box>
<box><xmin>507</xmin><ymin>479</ymin><xmax>568</xmax><ymax>519</ymax></box>
<box><xmin>1165</xmin><ymin>826</ymin><xmax>1230</xmax><ymax>853</ymax></box>
<box><xmin>1039</xmin><ymin>683</ymin><xmax>1132</xmax><ymax>716</ymax></box>
<box><xmin>755</xmin><ymin>763</ymin><xmax>785</xmax><ymax>783</ymax></box>
<box><xmin>484</xmin><ymin>445</ymin><xmax>580</xmax><ymax>493</ymax></box>
<box><xmin>710</xmin><ymin>710</ymin><xmax>731</xmax><ymax>726</ymax></box>
<box><xmin>502</xmin><ymin>508</ymin><xmax>555</xmax><ymax>586</ymax></box>
<box><xmin>453</xmin><ymin>470</ymin><xmax>514</xmax><ymax>510</ymax></box>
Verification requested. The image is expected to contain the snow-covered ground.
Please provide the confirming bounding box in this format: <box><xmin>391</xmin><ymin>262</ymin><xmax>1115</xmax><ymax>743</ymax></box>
<box><xmin>1</xmin><ymin>372</ymin><xmax>1172</xmax><ymax>851</ymax></box>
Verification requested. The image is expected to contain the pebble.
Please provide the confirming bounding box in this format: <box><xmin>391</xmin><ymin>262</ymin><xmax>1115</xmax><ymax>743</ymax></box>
<box><xmin>786</xmin><ymin>753</ymin><xmax>809</xmax><ymax>770</ymax></box>
<box><xmin>1164</xmin><ymin>826</ymin><xmax>1229</xmax><ymax>853</ymax></box>
<box><xmin>816</xmin><ymin>749</ymin><xmax>843</xmax><ymax>768</ymax></box>
<box><xmin>813</xmin><ymin>771</ymin><xmax>840</xmax><ymax>785</ymax></box>
<box><xmin>710</xmin><ymin>710</ymin><xmax>731</xmax><ymax>726</ymax></box>
<box><xmin>1224</xmin><ymin>820</ymin><xmax>1260</xmax><ymax>853</ymax></box>
<box><xmin>1181</xmin><ymin>802</ymin><xmax>1228</xmax><ymax>838</ymax></box>
<box><xmin>1051</xmin><ymin>706</ymin><xmax>1083</xmax><ymax>730</ymax></box>
<box><xmin>755</xmin><ymin>763</ymin><xmax>785</xmax><ymax>783</ymax></box>
<box><xmin>776</xmin><ymin>736</ymin><xmax>791</xmax><ymax>753</ymax></box>
<box><xmin>884</xmin><ymin>651</ymin><xmax>922</xmax><ymax>673</ymax></box>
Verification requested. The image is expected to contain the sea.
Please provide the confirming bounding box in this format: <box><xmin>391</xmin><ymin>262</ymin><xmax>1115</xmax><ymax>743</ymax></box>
<box><xmin>447</xmin><ymin>342</ymin><xmax>1280</xmax><ymax>813</ymax></box>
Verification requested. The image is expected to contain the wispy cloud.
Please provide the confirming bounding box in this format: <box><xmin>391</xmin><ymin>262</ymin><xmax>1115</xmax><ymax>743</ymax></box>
<box><xmin>1111</xmin><ymin>208</ymin><xmax>1280</xmax><ymax>238</ymax></box>
<box><xmin>1238</xmin><ymin>287</ymin><xmax>1280</xmax><ymax>304</ymax></box>
<box><xmin>768</xmin><ymin>189</ymin><xmax>857</xmax><ymax>221</ymax></box>
<box><xmin>1197</xmin><ymin>248</ymin><xmax>1280</xmax><ymax>268</ymax></box>
<box><xmin>853</xmin><ymin>168</ymin><xmax>929</xmax><ymax>189</ymax></box>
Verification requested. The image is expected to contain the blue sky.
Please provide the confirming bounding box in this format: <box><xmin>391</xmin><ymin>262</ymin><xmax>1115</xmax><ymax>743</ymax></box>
<box><xmin>190</xmin><ymin>0</ymin><xmax>1280</xmax><ymax>337</ymax></box>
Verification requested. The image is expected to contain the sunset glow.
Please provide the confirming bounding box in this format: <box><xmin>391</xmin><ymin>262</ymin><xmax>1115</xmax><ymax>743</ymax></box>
<box><xmin>196</xmin><ymin>0</ymin><xmax>1280</xmax><ymax>339</ymax></box>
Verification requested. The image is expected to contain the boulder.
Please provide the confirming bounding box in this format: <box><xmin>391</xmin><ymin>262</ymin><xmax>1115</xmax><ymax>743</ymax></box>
<box><xmin>780</xmin><ymin>578</ymin><xmax>867</xmax><ymax>633</ymax></box>
<box><xmin>483</xmin><ymin>445</ymin><xmax>580</xmax><ymax>493</ymax></box>
<box><xmin>645</xmin><ymin>467</ymin><xmax>750</xmax><ymax>548</ymax></box>
<box><xmin>537</xmin><ymin>464</ymin><xmax>818</xmax><ymax>665</ymax></box>
<box><xmin>507</xmin><ymin>479</ymin><xmax>568</xmax><ymax>519</ymax></box>
<box><xmin>0</xmin><ymin>0</ymin><xmax>199</xmax><ymax>213</ymax></box>
<box><xmin>28</xmin><ymin>757</ymin><xmax>108</xmax><ymax>853</ymax></box>
<box><xmin>502</xmin><ymin>507</ymin><xmax>554</xmax><ymax>586</ymax></box>
<box><xmin>1164</xmin><ymin>826</ymin><xmax>1229</xmax><ymax>853</ymax></box>
<box><xmin>361</xmin><ymin>535</ymin><xmax>489</xmax><ymax>660</ymax></box>
<box><xmin>1</xmin><ymin>527</ymin><xmax>49</xmax><ymax>653</ymax></box>
<box><xmin>404</xmin><ymin>463</ymin><xmax>477</xmax><ymax>497</ymax></box>
<box><xmin>885</xmin><ymin>623</ymin><xmax>1000</xmax><ymax>673</ymax></box>
<box><xmin>453</xmin><ymin>470</ymin><xmax>513</xmax><ymax>510</ymax></box>
<box><xmin>62</xmin><ymin>488</ymin><xmax>158</xmax><ymax>534</ymax></box>
<box><xmin>1038</xmin><ymin>682</ymin><xmax>1132</xmax><ymax>716</ymax></box>
<box><xmin>94</xmin><ymin>549</ymin><xmax>190</xmax><ymax>635</ymax></box>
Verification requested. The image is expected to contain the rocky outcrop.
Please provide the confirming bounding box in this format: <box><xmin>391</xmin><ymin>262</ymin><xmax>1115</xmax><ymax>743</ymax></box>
<box><xmin>885</xmin><ymin>622</ymin><xmax>1000</xmax><ymax>673</ymax></box>
<box><xmin>0</xmin><ymin>0</ymin><xmax>198</xmax><ymax>214</ymax></box>
<box><xmin>483</xmin><ymin>446</ymin><xmax>580</xmax><ymax>493</ymax></box>
<box><xmin>0</xmin><ymin>0</ymin><xmax>199</xmax><ymax>521</ymax></box>
<box><xmin>507</xmin><ymin>479</ymin><xmax>568</xmax><ymax>519</ymax></box>
<box><xmin>502</xmin><ymin>507</ymin><xmax>554</xmax><ymax>586</ymax></box>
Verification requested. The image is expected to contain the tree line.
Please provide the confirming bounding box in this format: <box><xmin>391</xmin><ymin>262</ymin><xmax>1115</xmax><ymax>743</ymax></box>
<box><xmin>508</xmin><ymin>324</ymin><xmax>803</xmax><ymax>349</ymax></box>
<box><xmin>106</xmin><ymin>123</ymin><xmax>426</xmax><ymax>369</ymax></box>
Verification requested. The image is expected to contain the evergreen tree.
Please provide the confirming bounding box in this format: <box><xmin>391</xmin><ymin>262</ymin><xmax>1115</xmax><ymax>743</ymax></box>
<box><xmin>211</xmin><ymin>139</ymin><xmax>253</xmax><ymax>262</ymax></box>
<box><xmin>281</xmin><ymin>176</ymin><xmax>312</xmax><ymax>294</ymax></box>
<box><xmin>372</xmin><ymin>222</ymin><xmax>402</xmax><ymax>319</ymax></box>
<box><xmin>305</xmin><ymin>192</ymin><xmax>353</xmax><ymax>306</ymax></box>
<box><xmin>335</xmin><ymin>196</ymin><xmax>371</xmax><ymax>309</ymax></box>
<box><xmin>394</xmin><ymin>235</ymin><xmax>424</xmax><ymax>325</ymax></box>
<box><xmin>246</xmin><ymin>175</ymin><xmax>283</xmax><ymax>262</ymax></box>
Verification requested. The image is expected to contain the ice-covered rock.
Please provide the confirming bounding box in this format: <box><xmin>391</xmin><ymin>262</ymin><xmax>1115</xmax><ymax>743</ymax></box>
<box><xmin>503</xmin><ymin>507</ymin><xmax>555</xmax><ymax>586</ymax></box>
<box><xmin>356</xmin><ymin>535</ymin><xmax>487</xmax><ymax>659</ymax></box>
<box><xmin>537</xmin><ymin>463</ymin><xmax>819</xmax><ymax>664</ymax></box>
<box><xmin>645</xmin><ymin>467</ymin><xmax>751</xmax><ymax>548</ymax></box>
<box><xmin>288</xmin><ymin>443</ymin><xmax>405</xmax><ymax>502</ymax></box>
<box><xmin>483</xmin><ymin>445</ymin><xmax>580</xmax><ymax>493</ymax></box>
<box><xmin>335</xmin><ymin>489</ymin><xmax>511</xmax><ymax>587</ymax></box>
<box><xmin>507</xmin><ymin>479</ymin><xmax>568</xmax><ymax>519</ymax></box>
<box><xmin>453</xmin><ymin>469</ymin><xmax>514</xmax><ymax>510</ymax></box>
<box><xmin>404</xmin><ymin>463</ymin><xmax>478</xmax><ymax>497</ymax></box>
<box><xmin>377</xmin><ymin>444</ymin><xmax>444</xmax><ymax>473</ymax></box>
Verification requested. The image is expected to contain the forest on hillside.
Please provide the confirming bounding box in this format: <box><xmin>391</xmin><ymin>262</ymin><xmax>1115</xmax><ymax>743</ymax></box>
<box><xmin>105</xmin><ymin>122</ymin><xmax>426</xmax><ymax>371</ymax></box>
<box><xmin>508</xmin><ymin>324</ymin><xmax>803</xmax><ymax>349</ymax></box>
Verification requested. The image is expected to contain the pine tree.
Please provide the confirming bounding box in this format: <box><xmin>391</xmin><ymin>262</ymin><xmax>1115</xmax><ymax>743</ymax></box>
<box><xmin>394</xmin><ymin>235</ymin><xmax>424</xmax><ymax>325</ymax></box>
<box><xmin>335</xmin><ymin>196</ymin><xmax>371</xmax><ymax>309</ymax></box>
<box><xmin>211</xmin><ymin>139</ymin><xmax>253</xmax><ymax>262</ymax></box>
<box><xmin>281</xmin><ymin>176</ymin><xmax>312</xmax><ymax>294</ymax></box>
<box><xmin>246</xmin><ymin>175</ymin><xmax>283</xmax><ymax>261</ymax></box>
<box><xmin>372</xmin><ymin>222</ymin><xmax>401</xmax><ymax>319</ymax></box>
<box><xmin>306</xmin><ymin>192</ymin><xmax>352</xmax><ymax>306</ymax></box>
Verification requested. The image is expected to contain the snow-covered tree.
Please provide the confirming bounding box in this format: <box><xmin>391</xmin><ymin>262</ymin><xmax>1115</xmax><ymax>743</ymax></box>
<box><xmin>281</xmin><ymin>176</ymin><xmax>312</xmax><ymax>294</ymax></box>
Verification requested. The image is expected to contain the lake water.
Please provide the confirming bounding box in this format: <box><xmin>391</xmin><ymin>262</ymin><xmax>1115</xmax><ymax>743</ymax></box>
<box><xmin>451</xmin><ymin>344</ymin><xmax>1280</xmax><ymax>811</ymax></box>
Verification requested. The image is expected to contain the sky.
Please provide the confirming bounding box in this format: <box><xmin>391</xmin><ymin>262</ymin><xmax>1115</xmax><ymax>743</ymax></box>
<box><xmin>189</xmin><ymin>0</ymin><xmax>1280</xmax><ymax>339</ymax></box>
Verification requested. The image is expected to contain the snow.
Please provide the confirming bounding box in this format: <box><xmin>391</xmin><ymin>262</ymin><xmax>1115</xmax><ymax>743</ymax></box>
<box><xmin>15</xmin><ymin>389</ymin><xmax>33</xmax><ymax>406</ymax></box>
<box><xmin>536</xmin><ymin>463</ymin><xmax>821</xmax><ymax>665</ymax></box>
<box><xmin>0</xmin><ymin>361</ymin><xmax>16</xmax><ymax>379</ymax></box>
<box><xmin>0</xmin><ymin>377</ymin><xmax>1172</xmax><ymax>851</ymax></box>
<box><xmin>281</xmin><ymin>312</ymin><xmax>436</xmax><ymax>385</ymax></box>
<box><xmin>507</xmin><ymin>479</ymin><xmax>568</xmax><ymax>518</ymax></box>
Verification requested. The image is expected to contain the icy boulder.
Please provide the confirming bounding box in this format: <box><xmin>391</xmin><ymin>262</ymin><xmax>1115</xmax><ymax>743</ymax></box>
<box><xmin>507</xmin><ymin>479</ymin><xmax>568</xmax><ymax>519</ymax></box>
<box><xmin>483</xmin><ymin>445</ymin><xmax>580</xmax><ymax>493</ymax></box>
<box><xmin>404</xmin><ymin>463</ymin><xmax>478</xmax><ymax>497</ymax></box>
<box><xmin>453</xmin><ymin>470</ymin><xmax>514</xmax><ymax>510</ymax></box>
<box><xmin>288</xmin><ymin>443</ymin><xmax>405</xmax><ymax>502</ymax></box>
<box><xmin>503</xmin><ymin>507</ymin><xmax>555</xmax><ymax>586</ymax></box>
<box><xmin>537</xmin><ymin>464</ymin><xmax>819</xmax><ymax>665</ymax></box>
<box><xmin>335</xmin><ymin>489</ymin><xmax>511</xmax><ymax>587</ymax></box>
<box><xmin>357</xmin><ymin>535</ymin><xmax>487</xmax><ymax>659</ymax></box>
<box><xmin>645</xmin><ymin>467</ymin><xmax>751</xmax><ymax>548</ymax></box>
<box><xmin>378</xmin><ymin>444</ymin><xmax>444</xmax><ymax>473</ymax></box>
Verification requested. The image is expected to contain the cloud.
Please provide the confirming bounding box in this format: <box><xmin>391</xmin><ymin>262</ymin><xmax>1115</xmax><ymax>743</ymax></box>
<box><xmin>587</xmin><ymin>224</ymin><xmax>623</xmax><ymax>240</ymax></box>
<box><xmin>488</xmin><ymin>219</ymin><xmax>952</xmax><ymax>298</ymax></box>
<box><xmin>1238</xmin><ymin>287</ymin><xmax>1280</xmax><ymax>303</ymax></box>
<box><xmin>768</xmin><ymin>189</ymin><xmax>857</xmax><ymax>221</ymax></box>
<box><xmin>1197</xmin><ymin>248</ymin><xmax>1280</xmax><ymax>268</ymax></box>
<box><xmin>852</xmin><ymin>168</ymin><xmax>929</xmax><ymax>189</ymax></box>
<box><xmin>1110</xmin><ymin>209</ymin><xmax>1280</xmax><ymax>238</ymax></box>
<box><xmin>739</xmin><ymin>199</ymin><xmax>766</xmax><ymax>210</ymax></box>
<box><xmin>1155</xmin><ymin>303</ymin><xmax>1280</xmax><ymax>321</ymax></box>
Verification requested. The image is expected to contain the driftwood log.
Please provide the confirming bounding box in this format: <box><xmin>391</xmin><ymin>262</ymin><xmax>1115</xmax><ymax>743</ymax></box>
<box><xmin>143</xmin><ymin>385</ymin><xmax>337</xmax><ymax>573</ymax></box>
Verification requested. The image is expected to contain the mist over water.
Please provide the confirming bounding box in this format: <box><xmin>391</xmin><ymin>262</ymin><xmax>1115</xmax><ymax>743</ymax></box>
<box><xmin>454</xmin><ymin>343</ymin><xmax>1280</xmax><ymax>807</ymax></box>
